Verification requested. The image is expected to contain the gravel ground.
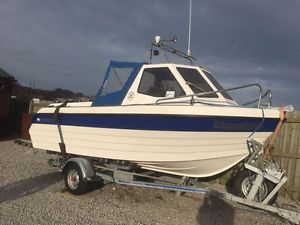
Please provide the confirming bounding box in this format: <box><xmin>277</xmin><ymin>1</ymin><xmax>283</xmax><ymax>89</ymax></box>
<box><xmin>0</xmin><ymin>139</ymin><xmax>296</xmax><ymax>225</ymax></box>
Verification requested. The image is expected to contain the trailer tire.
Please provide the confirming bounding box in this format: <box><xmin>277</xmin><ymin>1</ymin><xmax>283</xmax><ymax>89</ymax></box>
<box><xmin>234</xmin><ymin>170</ymin><xmax>278</xmax><ymax>205</ymax></box>
<box><xmin>64</xmin><ymin>163</ymin><xmax>90</xmax><ymax>195</ymax></box>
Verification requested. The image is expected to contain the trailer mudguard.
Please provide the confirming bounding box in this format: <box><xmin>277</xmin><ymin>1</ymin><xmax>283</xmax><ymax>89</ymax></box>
<box><xmin>63</xmin><ymin>157</ymin><xmax>95</xmax><ymax>179</ymax></box>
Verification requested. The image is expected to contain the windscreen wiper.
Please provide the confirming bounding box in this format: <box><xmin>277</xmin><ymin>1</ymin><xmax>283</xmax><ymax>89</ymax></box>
<box><xmin>186</xmin><ymin>81</ymin><xmax>206</xmax><ymax>93</ymax></box>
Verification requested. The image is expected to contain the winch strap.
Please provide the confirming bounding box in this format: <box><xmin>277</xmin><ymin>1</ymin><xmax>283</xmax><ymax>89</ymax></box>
<box><xmin>53</xmin><ymin>100</ymin><xmax>69</xmax><ymax>157</ymax></box>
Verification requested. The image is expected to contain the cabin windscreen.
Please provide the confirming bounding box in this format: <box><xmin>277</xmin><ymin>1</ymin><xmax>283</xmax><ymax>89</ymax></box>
<box><xmin>92</xmin><ymin>61</ymin><xmax>144</xmax><ymax>106</ymax></box>
<box><xmin>176</xmin><ymin>67</ymin><xmax>218</xmax><ymax>98</ymax></box>
<box><xmin>202</xmin><ymin>71</ymin><xmax>233</xmax><ymax>100</ymax></box>
<box><xmin>176</xmin><ymin>67</ymin><xmax>233</xmax><ymax>100</ymax></box>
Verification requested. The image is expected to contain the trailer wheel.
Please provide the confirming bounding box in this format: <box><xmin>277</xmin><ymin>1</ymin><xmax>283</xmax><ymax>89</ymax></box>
<box><xmin>64</xmin><ymin>163</ymin><xmax>90</xmax><ymax>195</ymax></box>
<box><xmin>234</xmin><ymin>170</ymin><xmax>278</xmax><ymax>205</ymax></box>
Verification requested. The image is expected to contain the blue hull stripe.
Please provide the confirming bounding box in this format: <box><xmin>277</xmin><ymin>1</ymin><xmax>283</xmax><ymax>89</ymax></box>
<box><xmin>32</xmin><ymin>113</ymin><xmax>278</xmax><ymax>132</ymax></box>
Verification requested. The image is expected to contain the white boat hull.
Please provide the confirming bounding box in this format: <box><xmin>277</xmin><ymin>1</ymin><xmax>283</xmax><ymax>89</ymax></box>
<box><xmin>30</xmin><ymin>123</ymin><xmax>272</xmax><ymax>177</ymax></box>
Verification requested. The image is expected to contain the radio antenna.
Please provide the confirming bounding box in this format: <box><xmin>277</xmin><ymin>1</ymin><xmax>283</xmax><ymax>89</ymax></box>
<box><xmin>187</xmin><ymin>0</ymin><xmax>192</xmax><ymax>56</ymax></box>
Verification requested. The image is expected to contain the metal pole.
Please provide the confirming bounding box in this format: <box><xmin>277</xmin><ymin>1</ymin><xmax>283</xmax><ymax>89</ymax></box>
<box><xmin>187</xmin><ymin>0</ymin><xmax>192</xmax><ymax>56</ymax></box>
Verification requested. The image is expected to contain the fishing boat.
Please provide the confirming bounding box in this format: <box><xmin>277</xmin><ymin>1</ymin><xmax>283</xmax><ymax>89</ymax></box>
<box><xmin>29</xmin><ymin>35</ymin><xmax>289</xmax><ymax>178</ymax></box>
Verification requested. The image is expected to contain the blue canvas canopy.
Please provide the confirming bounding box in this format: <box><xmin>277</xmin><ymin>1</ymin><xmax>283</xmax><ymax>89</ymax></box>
<box><xmin>92</xmin><ymin>61</ymin><xmax>144</xmax><ymax>106</ymax></box>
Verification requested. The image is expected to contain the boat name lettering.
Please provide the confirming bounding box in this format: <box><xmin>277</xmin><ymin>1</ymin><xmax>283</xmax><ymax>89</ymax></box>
<box><xmin>213</xmin><ymin>121</ymin><xmax>258</xmax><ymax>131</ymax></box>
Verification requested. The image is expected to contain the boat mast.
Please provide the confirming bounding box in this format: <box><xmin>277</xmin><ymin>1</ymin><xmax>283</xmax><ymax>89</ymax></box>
<box><xmin>187</xmin><ymin>0</ymin><xmax>192</xmax><ymax>56</ymax></box>
<box><xmin>149</xmin><ymin>0</ymin><xmax>196</xmax><ymax>64</ymax></box>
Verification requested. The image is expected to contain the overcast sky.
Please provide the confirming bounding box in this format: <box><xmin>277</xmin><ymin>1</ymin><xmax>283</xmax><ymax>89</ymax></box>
<box><xmin>0</xmin><ymin>0</ymin><xmax>299</xmax><ymax>108</ymax></box>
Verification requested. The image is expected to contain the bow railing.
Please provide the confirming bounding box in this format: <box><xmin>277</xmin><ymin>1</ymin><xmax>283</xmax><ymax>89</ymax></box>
<box><xmin>156</xmin><ymin>83</ymin><xmax>272</xmax><ymax>108</ymax></box>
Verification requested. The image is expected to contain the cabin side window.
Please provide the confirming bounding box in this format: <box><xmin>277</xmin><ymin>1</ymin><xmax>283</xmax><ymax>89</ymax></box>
<box><xmin>137</xmin><ymin>67</ymin><xmax>185</xmax><ymax>97</ymax></box>
<box><xmin>176</xmin><ymin>67</ymin><xmax>218</xmax><ymax>98</ymax></box>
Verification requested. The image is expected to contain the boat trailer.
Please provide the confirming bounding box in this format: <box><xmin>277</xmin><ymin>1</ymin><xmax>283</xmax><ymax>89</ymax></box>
<box><xmin>53</xmin><ymin>139</ymin><xmax>300</xmax><ymax>224</ymax></box>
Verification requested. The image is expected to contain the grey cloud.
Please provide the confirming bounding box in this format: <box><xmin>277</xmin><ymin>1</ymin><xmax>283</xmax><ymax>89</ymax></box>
<box><xmin>0</xmin><ymin>0</ymin><xmax>299</xmax><ymax>108</ymax></box>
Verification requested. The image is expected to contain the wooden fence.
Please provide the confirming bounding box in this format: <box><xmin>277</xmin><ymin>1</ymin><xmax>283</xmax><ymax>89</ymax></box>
<box><xmin>272</xmin><ymin>111</ymin><xmax>300</xmax><ymax>200</ymax></box>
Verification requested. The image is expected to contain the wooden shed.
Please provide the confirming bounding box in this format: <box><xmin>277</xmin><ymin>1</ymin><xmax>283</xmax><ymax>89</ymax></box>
<box><xmin>0</xmin><ymin>68</ymin><xmax>15</xmax><ymax>136</ymax></box>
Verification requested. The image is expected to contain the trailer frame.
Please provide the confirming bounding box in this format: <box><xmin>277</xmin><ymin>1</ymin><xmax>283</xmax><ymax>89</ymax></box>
<box><xmin>49</xmin><ymin>138</ymin><xmax>300</xmax><ymax>224</ymax></box>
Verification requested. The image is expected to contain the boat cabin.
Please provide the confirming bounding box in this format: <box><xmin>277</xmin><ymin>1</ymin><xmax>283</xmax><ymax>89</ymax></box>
<box><xmin>92</xmin><ymin>61</ymin><xmax>237</xmax><ymax>107</ymax></box>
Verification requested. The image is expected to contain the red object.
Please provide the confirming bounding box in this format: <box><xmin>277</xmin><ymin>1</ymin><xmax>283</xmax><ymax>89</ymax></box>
<box><xmin>0</xmin><ymin>81</ymin><xmax>12</xmax><ymax>136</ymax></box>
<box><xmin>21</xmin><ymin>114</ymin><xmax>33</xmax><ymax>140</ymax></box>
